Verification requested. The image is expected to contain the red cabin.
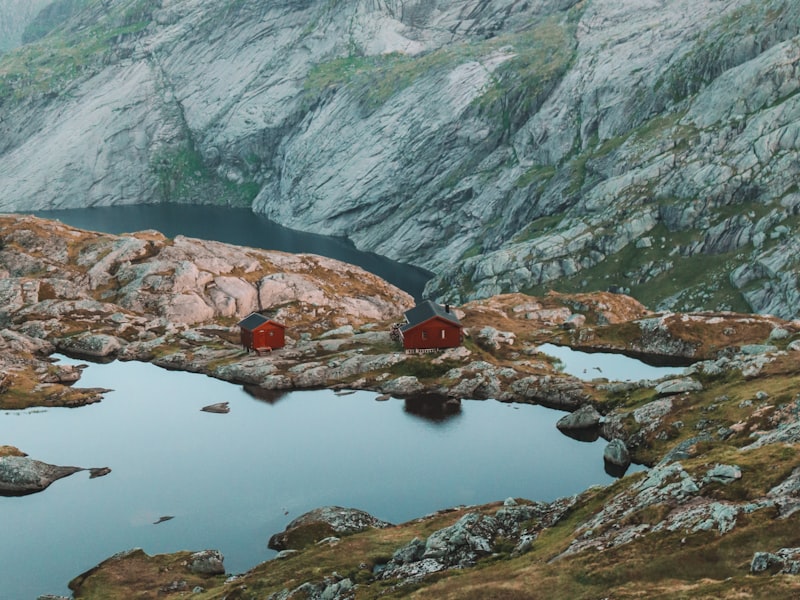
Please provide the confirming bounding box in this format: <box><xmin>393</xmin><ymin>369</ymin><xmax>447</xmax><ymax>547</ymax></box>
<box><xmin>400</xmin><ymin>300</ymin><xmax>462</xmax><ymax>351</ymax></box>
<box><xmin>237</xmin><ymin>313</ymin><xmax>286</xmax><ymax>352</ymax></box>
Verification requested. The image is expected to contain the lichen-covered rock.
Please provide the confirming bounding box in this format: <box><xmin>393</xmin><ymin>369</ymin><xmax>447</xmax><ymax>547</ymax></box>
<box><xmin>603</xmin><ymin>439</ymin><xmax>631</xmax><ymax>469</ymax></box>
<box><xmin>654</xmin><ymin>378</ymin><xmax>703</xmax><ymax>396</ymax></box>
<box><xmin>0</xmin><ymin>456</ymin><xmax>83</xmax><ymax>496</ymax></box>
<box><xmin>187</xmin><ymin>550</ymin><xmax>225</xmax><ymax>575</ymax></box>
<box><xmin>556</xmin><ymin>404</ymin><xmax>602</xmax><ymax>431</ymax></box>
<box><xmin>268</xmin><ymin>507</ymin><xmax>392</xmax><ymax>551</ymax></box>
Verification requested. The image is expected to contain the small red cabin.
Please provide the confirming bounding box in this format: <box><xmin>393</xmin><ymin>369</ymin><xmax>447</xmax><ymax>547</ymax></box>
<box><xmin>237</xmin><ymin>313</ymin><xmax>285</xmax><ymax>352</ymax></box>
<box><xmin>400</xmin><ymin>300</ymin><xmax>462</xmax><ymax>351</ymax></box>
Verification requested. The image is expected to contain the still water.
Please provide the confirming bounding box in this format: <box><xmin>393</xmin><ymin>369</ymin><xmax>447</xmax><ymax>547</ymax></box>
<box><xmin>1</xmin><ymin>356</ymin><xmax>624</xmax><ymax>599</ymax></box>
<box><xmin>537</xmin><ymin>343</ymin><xmax>687</xmax><ymax>382</ymax></box>
<box><xmin>32</xmin><ymin>204</ymin><xmax>432</xmax><ymax>301</ymax></box>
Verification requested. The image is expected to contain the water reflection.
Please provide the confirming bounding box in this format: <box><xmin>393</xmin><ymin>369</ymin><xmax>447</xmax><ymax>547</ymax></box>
<box><xmin>403</xmin><ymin>396</ymin><xmax>462</xmax><ymax>423</ymax></box>
<box><xmin>242</xmin><ymin>385</ymin><xmax>289</xmax><ymax>405</ymax></box>
<box><xmin>1</xmin><ymin>356</ymin><xmax>628</xmax><ymax>599</ymax></box>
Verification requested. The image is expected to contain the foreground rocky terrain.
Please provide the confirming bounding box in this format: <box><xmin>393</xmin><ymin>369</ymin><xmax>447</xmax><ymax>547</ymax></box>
<box><xmin>2</xmin><ymin>215</ymin><xmax>800</xmax><ymax>598</ymax></box>
<box><xmin>1</xmin><ymin>0</ymin><xmax>799</xmax><ymax>318</ymax></box>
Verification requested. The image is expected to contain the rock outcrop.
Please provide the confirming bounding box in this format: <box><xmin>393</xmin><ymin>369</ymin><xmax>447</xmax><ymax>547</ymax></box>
<box><xmin>0</xmin><ymin>455</ymin><xmax>83</xmax><ymax>496</ymax></box>
<box><xmin>0</xmin><ymin>0</ymin><xmax>798</xmax><ymax>318</ymax></box>
<box><xmin>268</xmin><ymin>506</ymin><xmax>392</xmax><ymax>551</ymax></box>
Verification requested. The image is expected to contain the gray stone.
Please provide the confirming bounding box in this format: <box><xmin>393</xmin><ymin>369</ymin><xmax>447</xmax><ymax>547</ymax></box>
<box><xmin>704</xmin><ymin>464</ymin><xmax>742</xmax><ymax>485</ymax></box>
<box><xmin>604</xmin><ymin>439</ymin><xmax>631</xmax><ymax>469</ymax></box>
<box><xmin>187</xmin><ymin>550</ymin><xmax>225</xmax><ymax>575</ymax></box>
<box><xmin>654</xmin><ymin>378</ymin><xmax>703</xmax><ymax>396</ymax></box>
<box><xmin>556</xmin><ymin>404</ymin><xmax>602</xmax><ymax>431</ymax></box>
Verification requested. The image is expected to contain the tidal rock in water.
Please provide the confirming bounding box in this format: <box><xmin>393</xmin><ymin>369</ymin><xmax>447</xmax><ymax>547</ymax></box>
<box><xmin>201</xmin><ymin>401</ymin><xmax>230</xmax><ymax>414</ymax></box>
<box><xmin>0</xmin><ymin>456</ymin><xmax>83</xmax><ymax>496</ymax></box>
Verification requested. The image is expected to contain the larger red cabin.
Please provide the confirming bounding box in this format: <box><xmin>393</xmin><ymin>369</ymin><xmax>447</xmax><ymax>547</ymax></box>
<box><xmin>237</xmin><ymin>312</ymin><xmax>286</xmax><ymax>352</ymax></box>
<box><xmin>400</xmin><ymin>300</ymin><xmax>462</xmax><ymax>351</ymax></box>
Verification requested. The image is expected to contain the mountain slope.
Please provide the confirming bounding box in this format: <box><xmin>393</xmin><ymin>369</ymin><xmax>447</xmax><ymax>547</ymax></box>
<box><xmin>0</xmin><ymin>0</ymin><xmax>52</xmax><ymax>51</ymax></box>
<box><xmin>0</xmin><ymin>0</ymin><xmax>798</xmax><ymax>318</ymax></box>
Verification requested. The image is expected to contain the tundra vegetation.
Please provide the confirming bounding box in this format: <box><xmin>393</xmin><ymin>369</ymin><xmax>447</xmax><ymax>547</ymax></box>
<box><xmin>1</xmin><ymin>216</ymin><xmax>799</xmax><ymax>598</ymax></box>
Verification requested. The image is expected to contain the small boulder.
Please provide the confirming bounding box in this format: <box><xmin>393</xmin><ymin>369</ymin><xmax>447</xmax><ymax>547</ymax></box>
<box><xmin>654</xmin><ymin>378</ymin><xmax>703</xmax><ymax>396</ymax></box>
<box><xmin>603</xmin><ymin>439</ymin><xmax>631</xmax><ymax>471</ymax></box>
<box><xmin>188</xmin><ymin>549</ymin><xmax>225</xmax><ymax>575</ymax></box>
<box><xmin>556</xmin><ymin>404</ymin><xmax>602</xmax><ymax>431</ymax></box>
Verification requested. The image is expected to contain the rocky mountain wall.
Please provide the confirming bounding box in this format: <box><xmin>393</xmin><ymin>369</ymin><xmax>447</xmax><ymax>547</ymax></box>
<box><xmin>0</xmin><ymin>0</ymin><xmax>798</xmax><ymax>318</ymax></box>
<box><xmin>0</xmin><ymin>0</ymin><xmax>52</xmax><ymax>51</ymax></box>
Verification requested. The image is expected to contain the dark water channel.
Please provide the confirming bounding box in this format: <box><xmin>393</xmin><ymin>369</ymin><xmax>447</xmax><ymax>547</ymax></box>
<box><xmin>1</xmin><ymin>357</ymin><xmax>627</xmax><ymax>599</ymax></box>
<box><xmin>32</xmin><ymin>204</ymin><xmax>432</xmax><ymax>301</ymax></box>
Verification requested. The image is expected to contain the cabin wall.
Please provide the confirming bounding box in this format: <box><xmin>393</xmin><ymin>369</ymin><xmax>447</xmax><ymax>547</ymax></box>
<box><xmin>403</xmin><ymin>319</ymin><xmax>461</xmax><ymax>350</ymax></box>
<box><xmin>240</xmin><ymin>324</ymin><xmax>285</xmax><ymax>350</ymax></box>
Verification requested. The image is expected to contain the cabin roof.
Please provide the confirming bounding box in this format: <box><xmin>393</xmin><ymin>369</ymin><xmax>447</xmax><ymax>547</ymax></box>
<box><xmin>237</xmin><ymin>312</ymin><xmax>284</xmax><ymax>330</ymax></box>
<box><xmin>401</xmin><ymin>300</ymin><xmax>461</xmax><ymax>332</ymax></box>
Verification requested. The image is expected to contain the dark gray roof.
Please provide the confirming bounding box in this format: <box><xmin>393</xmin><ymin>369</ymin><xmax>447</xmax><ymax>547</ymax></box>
<box><xmin>401</xmin><ymin>300</ymin><xmax>461</xmax><ymax>331</ymax></box>
<box><xmin>237</xmin><ymin>312</ymin><xmax>281</xmax><ymax>330</ymax></box>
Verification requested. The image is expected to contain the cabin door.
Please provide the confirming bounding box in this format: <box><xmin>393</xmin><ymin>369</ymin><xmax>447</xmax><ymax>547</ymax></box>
<box><xmin>254</xmin><ymin>330</ymin><xmax>267</xmax><ymax>349</ymax></box>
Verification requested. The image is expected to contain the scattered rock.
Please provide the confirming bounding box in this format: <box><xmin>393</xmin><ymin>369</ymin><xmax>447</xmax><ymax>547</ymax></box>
<box><xmin>201</xmin><ymin>402</ymin><xmax>230</xmax><ymax>414</ymax></box>
<box><xmin>654</xmin><ymin>378</ymin><xmax>703</xmax><ymax>396</ymax></box>
<box><xmin>556</xmin><ymin>404</ymin><xmax>602</xmax><ymax>431</ymax></box>
<box><xmin>89</xmin><ymin>467</ymin><xmax>112</xmax><ymax>479</ymax></box>
<box><xmin>603</xmin><ymin>439</ymin><xmax>631</xmax><ymax>470</ymax></box>
<box><xmin>268</xmin><ymin>507</ymin><xmax>392</xmax><ymax>551</ymax></box>
<box><xmin>0</xmin><ymin>456</ymin><xmax>84</xmax><ymax>496</ymax></box>
<box><xmin>187</xmin><ymin>549</ymin><xmax>225</xmax><ymax>575</ymax></box>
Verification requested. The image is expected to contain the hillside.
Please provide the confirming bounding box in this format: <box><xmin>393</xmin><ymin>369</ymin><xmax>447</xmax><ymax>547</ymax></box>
<box><xmin>0</xmin><ymin>0</ymin><xmax>798</xmax><ymax>318</ymax></box>
<box><xmin>2</xmin><ymin>216</ymin><xmax>799</xmax><ymax>599</ymax></box>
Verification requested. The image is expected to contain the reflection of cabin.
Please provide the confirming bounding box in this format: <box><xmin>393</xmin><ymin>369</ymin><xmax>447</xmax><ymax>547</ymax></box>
<box><xmin>400</xmin><ymin>300</ymin><xmax>462</xmax><ymax>352</ymax></box>
<box><xmin>237</xmin><ymin>313</ymin><xmax>285</xmax><ymax>353</ymax></box>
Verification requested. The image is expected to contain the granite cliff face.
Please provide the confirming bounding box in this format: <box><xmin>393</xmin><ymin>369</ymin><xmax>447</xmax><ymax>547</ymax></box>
<box><xmin>0</xmin><ymin>0</ymin><xmax>51</xmax><ymax>51</ymax></box>
<box><xmin>0</xmin><ymin>0</ymin><xmax>798</xmax><ymax>318</ymax></box>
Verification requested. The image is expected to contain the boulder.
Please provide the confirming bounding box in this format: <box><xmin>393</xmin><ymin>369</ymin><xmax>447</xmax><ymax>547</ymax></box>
<box><xmin>187</xmin><ymin>550</ymin><xmax>225</xmax><ymax>575</ymax></box>
<box><xmin>603</xmin><ymin>439</ymin><xmax>631</xmax><ymax>470</ymax></box>
<box><xmin>55</xmin><ymin>333</ymin><xmax>123</xmax><ymax>358</ymax></box>
<box><xmin>556</xmin><ymin>404</ymin><xmax>602</xmax><ymax>431</ymax></box>
<box><xmin>268</xmin><ymin>507</ymin><xmax>392</xmax><ymax>551</ymax></box>
<box><xmin>654</xmin><ymin>378</ymin><xmax>703</xmax><ymax>396</ymax></box>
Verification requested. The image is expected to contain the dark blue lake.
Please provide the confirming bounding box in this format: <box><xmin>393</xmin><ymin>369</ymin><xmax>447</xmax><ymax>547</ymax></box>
<box><xmin>1</xmin><ymin>356</ymin><xmax>626</xmax><ymax>599</ymax></box>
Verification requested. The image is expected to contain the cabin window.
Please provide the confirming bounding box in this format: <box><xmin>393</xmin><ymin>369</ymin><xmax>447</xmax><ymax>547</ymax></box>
<box><xmin>269</xmin><ymin>331</ymin><xmax>274</xmax><ymax>337</ymax></box>
<box><xmin>421</xmin><ymin>330</ymin><xmax>428</xmax><ymax>340</ymax></box>
<box><xmin>440</xmin><ymin>330</ymin><xmax>446</xmax><ymax>339</ymax></box>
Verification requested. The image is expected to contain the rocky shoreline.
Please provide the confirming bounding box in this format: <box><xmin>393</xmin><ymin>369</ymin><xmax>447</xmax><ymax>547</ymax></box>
<box><xmin>2</xmin><ymin>215</ymin><xmax>800</xmax><ymax>599</ymax></box>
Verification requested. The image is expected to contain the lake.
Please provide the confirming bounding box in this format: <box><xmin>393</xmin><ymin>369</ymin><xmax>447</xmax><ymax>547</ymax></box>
<box><xmin>1</xmin><ymin>356</ymin><xmax>629</xmax><ymax>599</ymax></box>
<box><xmin>31</xmin><ymin>204</ymin><xmax>432</xmax><ymax>301</ymax></box>
<box><xmin>537</xmin><ymin>343</ymin><xmax>687</xmax><ymax>382</ymax></box>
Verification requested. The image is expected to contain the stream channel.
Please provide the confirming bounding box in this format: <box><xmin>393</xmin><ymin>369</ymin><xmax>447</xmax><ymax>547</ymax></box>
<box><xmin>4</xmin><ymin>206</ymin><xmax>683</xmax><ymax>598</ymax></box>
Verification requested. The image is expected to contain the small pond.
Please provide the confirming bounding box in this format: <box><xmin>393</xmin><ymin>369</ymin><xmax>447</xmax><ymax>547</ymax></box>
<box><xmin>1</xmin><ymin>356</ymin><xmax>635</xmax><ymax>599</ymax></box>
<box><xmin>537</xmin><ymin>343</ymin><xmax>688</xmax><ymax>382</ymax></box>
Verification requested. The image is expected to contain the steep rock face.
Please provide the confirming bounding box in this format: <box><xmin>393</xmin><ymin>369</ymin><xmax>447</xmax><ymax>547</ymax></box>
<box><xmin>0</xmin><ymin>0</ymin><xmax>798</xmax><ymax>318</ymax></box>
<box><xmin>0</xmin><ymin>0</ymin><xmax>52</xmax><ymax>52</ymax></box>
